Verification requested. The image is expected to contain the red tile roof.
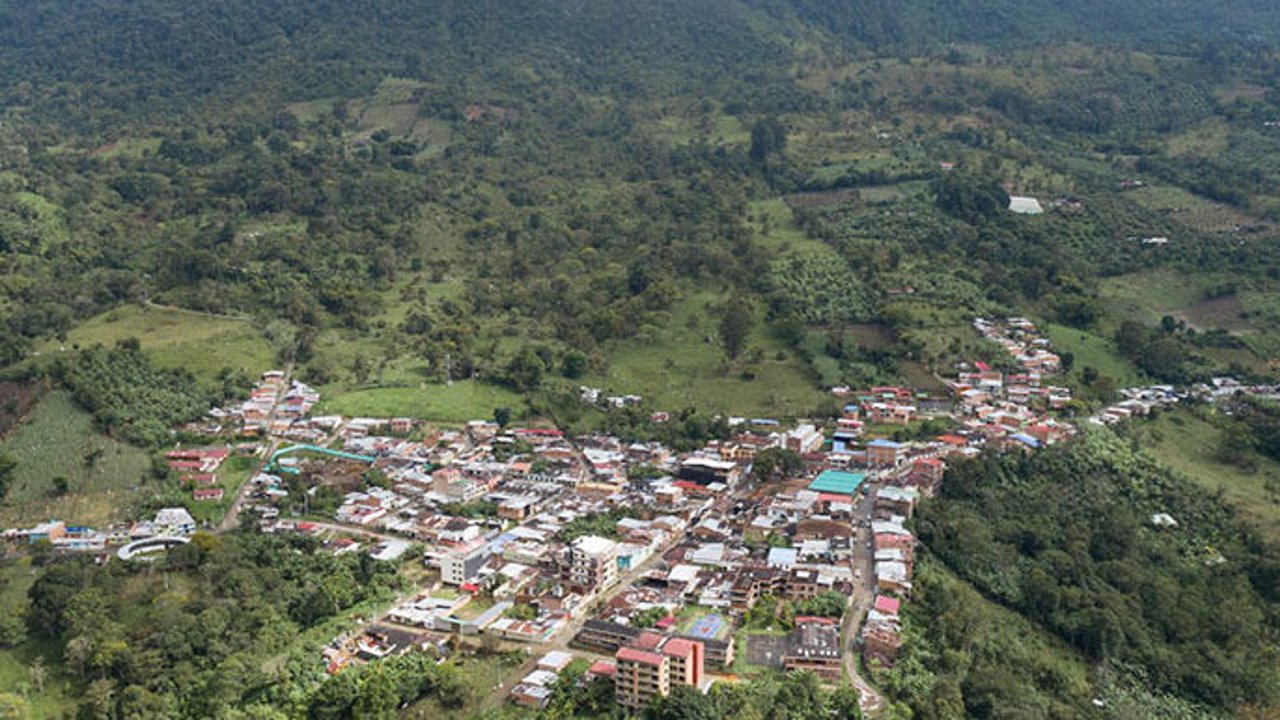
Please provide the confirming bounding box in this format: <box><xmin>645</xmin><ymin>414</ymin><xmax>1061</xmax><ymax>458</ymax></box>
<box><xmin>661</xmin><ymin>637</ymin><xmax>699</xmax><ymax>658</ymax></box>
<box><xmin>588</xmin><ymin>661</ymin><xmax>617</xmax><ymax>677</ymax></box>
<box><xmin>616</xmin><ymin>647</ymin><xmax>664</xmax><ymax>666</ymax></box>
<box><xmin>874</xmin><ymin>595</ymin><xmax>901</xmax><ymax>615</ymax></box>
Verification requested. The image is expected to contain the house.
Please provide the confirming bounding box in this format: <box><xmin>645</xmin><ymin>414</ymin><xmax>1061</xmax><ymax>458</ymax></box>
<box><xmin>875</xmin><ymin>486</ymin><xmax>918</xmax><ymax>518</ymax></box>
<box><xmin>193</xmin><ymin>488</ymin><xmax>224</xmax><ymax>502</ymax></box>
<box><xmin>153</xmin><ymin>508</ymin><xmax>196</xmax><ymax>536</ymax></box>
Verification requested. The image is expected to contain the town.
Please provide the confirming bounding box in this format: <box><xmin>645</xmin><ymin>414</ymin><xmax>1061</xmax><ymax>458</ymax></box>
<box><xmin>5</xmin><ymin>316</ymin><xmax>1277</xmax><ymax>715</ymax></box>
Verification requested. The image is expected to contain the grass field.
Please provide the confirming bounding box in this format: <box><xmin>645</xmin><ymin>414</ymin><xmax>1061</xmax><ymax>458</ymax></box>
<box><xmin>404</xmin><ymin>651</ymin><xmax>529</xmax><ymax>720</ymax></box>
<box><xmin>1132</xmin><ymin>408</ymin><xmax>1280</xmax><ymax>541</ymax></box>
<box><xmin>589</xmin><ymin>292</ymin><xmax>826</xmax><ymax>418</ymax></box>
<box><xmin>318</xmin><ymin>381</ymin><xmax>525</xmax><ymax>423</ymax></box>
<box><xmin>748</xmin><ymin>198</ymin><xmax>829</xmax><ymax>256</ymax></box>
<box><xmin>1043</xmin><ymin>323</ymin><xmax>1143</xmax><ymax>387</ymax></box>
<box><xmin>1097</xmin><ymin>269</ymin><xmax>1216</xmax><ymax>326</ymax></box>
<box><xmin>38</xmin><ymin>304</ymin><xmax>275</xmax><ymax>385</ymax></box>
<box><xmin>0</xmin><ymin>391</ymin><xmax>153</xmax><ymax>527</ymax></box>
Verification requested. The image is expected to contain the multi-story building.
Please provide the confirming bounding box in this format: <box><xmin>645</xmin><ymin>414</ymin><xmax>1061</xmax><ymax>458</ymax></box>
<box><xmin>615</xmin><ymin>647</ymin><xmax>669</xmax><ymax>711</ymax></box>
<box><xmin>441</xmin><ymin>542</ymin><xmax>490</xmax><ymax>586</ymax></box>
<box><xmin>661</xmin><ymin>637</ymin><xmax>704</xmax><ymax>688</ymax></box>
<box><xmin>614</xmin><ymin>633</ymin><xmax>705</xmax><ymax>710</ymax></box>
<box><xmin>564</xmin><ymin>535</ymin><xmax>618</xmax><ymax>594</ymax></box>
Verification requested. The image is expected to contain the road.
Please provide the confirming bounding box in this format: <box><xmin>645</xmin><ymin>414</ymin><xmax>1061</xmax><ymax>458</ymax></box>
<box><xmin>841</xmin><ymin>473</ymin><xmax>886</xmax><ymax>715</ymax></box>
<box><xmin>218</xmin><ymin>361</ymin><xmax>293</xmax><ymax>533</ymax></box>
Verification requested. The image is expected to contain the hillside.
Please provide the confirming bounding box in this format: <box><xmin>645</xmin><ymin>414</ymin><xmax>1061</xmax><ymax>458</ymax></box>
<box><xmin>0</xmin><ymin>2</ymin><xmax>1278</xmax><ymax>717</ymax></box>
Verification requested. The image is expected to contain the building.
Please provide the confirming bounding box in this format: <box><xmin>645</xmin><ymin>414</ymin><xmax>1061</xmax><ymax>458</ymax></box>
<box><xmin>575</xmin><ymin>620</ymin><xmax>640</xmax><ymax>652</ymax></box>
<box><xmin>1008</xmin><ymin>196</ymin><xmax>1044</xmax><ymax>215</ymax></box>
<box><xmin>785</xmin><ymin>424</ymin><xmax>824</xmax><ymax>454</ymax></box>
<box><xmin>153</xmin><ymin>508</ymin><xmax>196</xmax><ymax>536</ymax></box>
<box><xmin>613</xmin><ymin>633</ymin><xmax>705</xmax><ymax>711</ymax></box>
<box><xmin>660</xmin><ymin>637</ymin><xmax>704</xmax><ymax>688</ymax></box>
<box><xmin>442</xmin><ymin>543</ymin><xmax>491</xmax><ymax>586</ymax></box>
<box><xmin>677</xmin><ymin>457</ymin><xmax>740</xmax><ymax>486</ymax></box>
<box><xmin>808</xmin><ymin>470</ymin><xmax>865</xmax><ymax>497</ymax></box>
<box><xmin>615</xmin><ymin>647</ymin><xmax>668</xmax><ymax>711</ymax></box>
<box><xmin>565</xmin><ymin>535</ymin><xmax>618</xmax><ymax>594</ymax></box>
<box><xmin>783</xmin><ymin>617</ymin><xmax>842</xmax><ymax>681</ymax></box>
<box><xmin>866</xmin><ymin>439</ymin><xmax>902</xmax><ymax>467</ymax></box>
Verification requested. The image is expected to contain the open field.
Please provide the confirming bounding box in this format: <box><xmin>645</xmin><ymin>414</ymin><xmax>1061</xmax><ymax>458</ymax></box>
<box><xmin>0</xmin><ymin>391</ymin><xmax>153</xmax><ymax>527</ymax></box>
<box><xmin>37</xmin><ymin>304</ymin><xmax>275</xmax><ymax>385</ymax></box>
<box><xmin>318</xmin><ymin>381</ymin><xmax>526</xmax><ymax>423</ymax></box>
<box><xmin>1097</xmin><ymin>269</ymin><xmax>1215</xmax><ymax>325</ymax></box>
<box><xmin>404</xmin><ymin>651</ymin><xmax>530</xmax><ymax>720</ymax></box>
<box><xmin>590</xmin><ymin>292</ymin><xmax>826</xmax><ymax>418</ymax></box>
<box><xmin>1043</xmin><ymin>323</ymin><xmax>1143</xmax><ymax>387</ymax></box>
<box><xmin>1132</xmin><ymin>408</ymin><xmax>1280</xmax><ymax>541</ymax></box>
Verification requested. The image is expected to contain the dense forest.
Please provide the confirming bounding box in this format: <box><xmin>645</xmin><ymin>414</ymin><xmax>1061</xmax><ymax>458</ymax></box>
<box><xmin>907</xmin><ymin>429</ymin><xmax>1280</xmax><ymax>716</ymax></box>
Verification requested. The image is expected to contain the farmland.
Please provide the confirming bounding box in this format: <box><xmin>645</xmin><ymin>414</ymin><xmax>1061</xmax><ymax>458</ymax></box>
<box><xmin>0</xmin><ymin>391</ymin><xmax>153</xmax><ymax>527</ymax></box>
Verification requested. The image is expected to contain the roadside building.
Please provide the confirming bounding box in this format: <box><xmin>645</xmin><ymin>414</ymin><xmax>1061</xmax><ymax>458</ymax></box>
<box><xmin>565</xmin><ymin>535</ymin><xmax>618</xmax><ymax>595</ymax></box>
<box><xmin>783</xmin><ymin>617</ymin><xmax>842</xmax><ymax>681</ymax></box>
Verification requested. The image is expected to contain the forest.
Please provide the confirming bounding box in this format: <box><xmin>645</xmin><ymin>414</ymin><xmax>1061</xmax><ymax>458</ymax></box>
<box><xmin>908</xmin><ymin>429</ymin><xmax>1280</xmax><ymax>716</ymax></box>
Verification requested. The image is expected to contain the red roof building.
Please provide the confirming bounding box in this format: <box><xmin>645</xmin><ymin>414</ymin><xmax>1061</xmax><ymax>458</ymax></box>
<box><xmin>874</xmin><ymin>595</ymin><xmax>901</xmax><ymax>616</ymax></box>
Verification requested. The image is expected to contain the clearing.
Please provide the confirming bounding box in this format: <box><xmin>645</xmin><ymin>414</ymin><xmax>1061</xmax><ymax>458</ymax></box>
<box><xmin>37</xmin><ymin>304</ymin><xmax>274</xmax><ymax>385</ymax></box>
<box><xmin>1131</xmin><ymin>408</ymin><xmax>1280</xmax><ymax>541</ymax></box>
<box><xmin>318</xmin><ymin>380</ymin><xmax>525</xmax><ymax>422</ymax></box>
<box><xmin>589</xmin><ymin>291</ymin><xmax>826</xmax><ymax>418</ymax></box>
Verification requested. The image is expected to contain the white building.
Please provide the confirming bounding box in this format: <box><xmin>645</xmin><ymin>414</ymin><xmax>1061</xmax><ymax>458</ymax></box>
<box><xmin>564</xmin><ymin>535</ymin><xmax>618</xmax><ymax>594</ymax></box>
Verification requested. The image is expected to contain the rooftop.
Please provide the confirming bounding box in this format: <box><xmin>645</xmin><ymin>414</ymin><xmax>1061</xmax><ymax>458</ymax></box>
<box><xmin>808</xmin><ymin>470</ymin><xmax>865</xmax><ymax>496</ymax></box>
<box><xmin>617</xmin><ymin>647</ymin><xmax>665</xmax><ymax>666</ymax></box>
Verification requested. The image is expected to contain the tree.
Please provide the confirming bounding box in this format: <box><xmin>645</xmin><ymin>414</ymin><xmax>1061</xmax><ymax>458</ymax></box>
<box><xmin>28</xmin><ymin>655</ymin><xmax>47</xmax><ymax>693</ymax></box>
<box><xmin>648</xmin><ymin>684</ymin><xmax>720</xmax><ymax>720</ymax></box>
<box><xmin>561</xmin><ymin>351</ymin><xmax>589</xmax><ymax>379</ymax></box>
<box><xmin>493</xmin><ymin>407</ymin><xmax>512</xmax><ymax>428</ymax></box>
<box><xmin>0</xmin><ymin>694</ymin><xmax>29</xmax><ymax>720</ymax></box>
<box><xmin>0</xmin><ymin>613</ymin><xmax>24</xmax><ymax>648</ymax></box>
<box><xmin>720</xmin><ymin>299</ymin><xmax>752</xmax><ymax>360</ymax></box>
<box><xmin>503</xmin><ymin>350</ymin><xmax>544</xmax><ymax>392</ymax></box>
<box><xmin>0</xmin><ymin>452</ymin><xmax>15</xmax><ymax>500</ymax></box>
<box><xmin>752</xmin><ymin>447</ymin><xmax>803</xmax><ymax>481</ymax></box>
<box><xmin>749</xmin><ymin>117</ymin><xmax>787</xmax><ymax>163</ymax></box>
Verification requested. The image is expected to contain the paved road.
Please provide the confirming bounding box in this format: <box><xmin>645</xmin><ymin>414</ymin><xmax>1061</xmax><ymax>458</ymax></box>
<box><xmin>218</xmin><ymin>362</ymin><xmax>293</xmax><ymax>533</ymax></box>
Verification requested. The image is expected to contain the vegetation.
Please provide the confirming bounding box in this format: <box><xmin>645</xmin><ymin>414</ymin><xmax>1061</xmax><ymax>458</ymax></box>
<box><xmin>557</xmin><ymin>509</ymin><xmax>639</xmax><ymax>543</ymax></box>
<box><xmin>0</xmin><ymin>391</ymin><xmax>153</xmax><ymax>527</ymax></box>
<box><xmin>912</xmin><ymin>429</ymin><xmax>1280</xmax><ymax>714</ymax></box>
<box><xmin>20</xmin><ymin>533</ymin><xmax>404</xmax><ymax>718</ymax></box>
<box><xmin>1</xmin><ymin>0</ymin><xmax>1280</xmax><ymax>717</ymax></box>
<box><xmin>53</xmin><ymin>343</ymin><xmax>227</xmax><ymax>446</ymax></box>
